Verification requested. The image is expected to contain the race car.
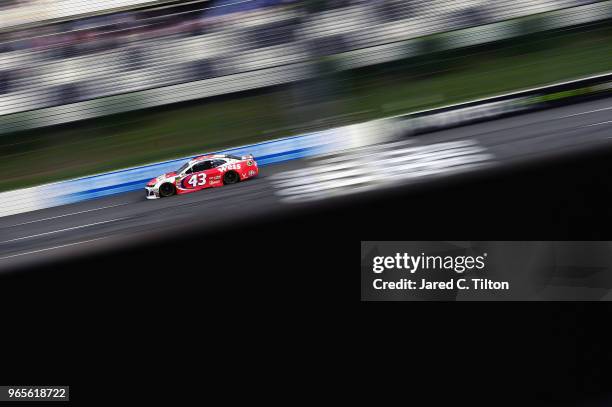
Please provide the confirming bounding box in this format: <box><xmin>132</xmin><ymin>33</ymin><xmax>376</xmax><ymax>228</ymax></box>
<box><xmin>145</xmin><ymin>154</ymin><xmax>258</xmax><ymax>199</ymax></box>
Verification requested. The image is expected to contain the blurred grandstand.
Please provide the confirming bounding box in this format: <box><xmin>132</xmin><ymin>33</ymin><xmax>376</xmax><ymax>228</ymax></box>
<box><xmin>0</xmin><ymin>0</ymin><xmax>605</xmax><ymax>117</ymax></box>
<box><xmin>0</xmin><ymin>0</ymin><xmax>610</xmax><ymax>193</ymax></box>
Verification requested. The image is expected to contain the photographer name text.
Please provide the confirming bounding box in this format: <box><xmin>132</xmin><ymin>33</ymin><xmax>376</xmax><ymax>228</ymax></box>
<box><xmin>371</xmin><ymin>253</ymin><xmax>510</xmax><ymax>291</ymax></box>
<box><xmin>373</xmin><ymin>278</ymin><xmax>508</xmax><ymax>291</ymax></box>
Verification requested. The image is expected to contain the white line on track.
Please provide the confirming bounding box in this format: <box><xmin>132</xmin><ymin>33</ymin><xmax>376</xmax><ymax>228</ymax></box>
<box><xmin>0</xmin><ymin>237</ymin><xmax>107</xmax><ymax>261</ymax></box>
<box><xmin>0</xmin><ymin>218</ymin><xmax>127</xmax><ymax>244</ymax></box>
<box><xmin>4</xmin><ymin>203</ymin><xmax>130</xmax><ymax>228</ymax></box>
<box><xmin>588</xmin><ymin>120</ymin><xmax>612</xmax><ymax>127</ymax></box>
<box><xmin>562</xmin><ymin>106</ymin><xmax>612</xmax><ymax>118</ymax></box>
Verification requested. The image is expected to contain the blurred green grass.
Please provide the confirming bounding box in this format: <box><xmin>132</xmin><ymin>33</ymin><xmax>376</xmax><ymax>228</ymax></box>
<box><xmin>0</xmin><ymin>25</ymin><xmax>611</xmax><ymax>192</ymax></box>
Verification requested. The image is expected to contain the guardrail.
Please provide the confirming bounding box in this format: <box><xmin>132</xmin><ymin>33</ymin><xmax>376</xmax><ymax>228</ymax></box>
<box><xmin>395</xmin><ymin>71</ymin><xmax>612</xmax><ymax>135</ymax></box>
<box><xmin>0</xmin><ymin>71</ymin><xmax>610</xmax><ymax>219</ymax></box>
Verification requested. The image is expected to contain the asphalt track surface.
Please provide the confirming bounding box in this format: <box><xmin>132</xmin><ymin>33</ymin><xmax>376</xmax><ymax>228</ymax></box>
<box><xmin>0</xmin><ymin>96</ymin><xmax>611</xmax><ymax>271</ymax></box>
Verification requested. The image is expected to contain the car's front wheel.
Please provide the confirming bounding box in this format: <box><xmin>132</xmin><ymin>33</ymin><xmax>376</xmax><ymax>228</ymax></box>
<box><xmin>159</xmin><ymin>183</ymin><xmax>176</xmax><ymax>197</ymax></box>
<box><xmin>223</xmin><ymin>171</ymin><xmax>240</xmax><ymax>185</ymax></box>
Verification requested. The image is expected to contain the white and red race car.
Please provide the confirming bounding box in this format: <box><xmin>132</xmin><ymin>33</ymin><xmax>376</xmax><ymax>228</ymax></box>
<box><xmin>145</xmin><ymin>154</ymin><xmax>258</xmax><ymax>199</ymax></box>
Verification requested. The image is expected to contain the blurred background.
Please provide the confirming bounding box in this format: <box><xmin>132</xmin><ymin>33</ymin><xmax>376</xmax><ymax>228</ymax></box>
<box><xmin>0</xmin><ymin>0</ymin><xmax>611</xmax><ymax>192</ymax></box>
<box><xmin>2</xmin><ymin>3</ymin><xmax>612</xmax><ymax>393</ymax></box>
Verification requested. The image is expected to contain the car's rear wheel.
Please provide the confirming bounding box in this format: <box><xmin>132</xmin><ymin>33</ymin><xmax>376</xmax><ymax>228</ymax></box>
<box><xmin>159</xmin><ymin>183</ymin><xmax>176</xmax><ymax>197</ymax></box>
<box><xmin>223</xmin><ymin>171</ymin><xmax>240</xmax><ymax>185</ymax></box>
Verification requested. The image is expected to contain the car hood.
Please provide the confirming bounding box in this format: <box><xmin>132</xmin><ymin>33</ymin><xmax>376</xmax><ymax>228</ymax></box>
<box><xmin>147</xmin><ymin>171</ymin><xmax>178</xmax><ymax>186</ymax></box>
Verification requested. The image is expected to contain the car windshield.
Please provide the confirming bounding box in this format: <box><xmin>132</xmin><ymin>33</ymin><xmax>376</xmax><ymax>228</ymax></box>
<box><xmin>176</xmin><ymin>162</ymin><xmax>190</xmax><ymax>173</ymax></box>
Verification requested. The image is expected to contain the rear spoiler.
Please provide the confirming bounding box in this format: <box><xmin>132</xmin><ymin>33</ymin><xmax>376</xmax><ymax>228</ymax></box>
<box><xmin>242</xmin><ymin>154</ymin><xmax>254</xmax><ymax>160</ymax></box>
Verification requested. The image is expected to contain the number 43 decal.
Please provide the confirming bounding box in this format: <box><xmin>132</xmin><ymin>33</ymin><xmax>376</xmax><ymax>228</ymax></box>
<box><xmin>187</xmin><ymin>173</ymin><xmax>206</xmax><ymax>187</ymax></box>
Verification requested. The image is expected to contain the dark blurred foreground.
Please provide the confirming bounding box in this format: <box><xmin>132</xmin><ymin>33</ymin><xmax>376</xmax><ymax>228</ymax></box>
<box><xmin>1</xmin><ymin>1</ymin><xmax>611</xmax><ymax>402</ymax></box>
<box><xmin>3</xmin><ymin>142</ymin><xmax>612</xmax><ymax>404</ymax></box>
